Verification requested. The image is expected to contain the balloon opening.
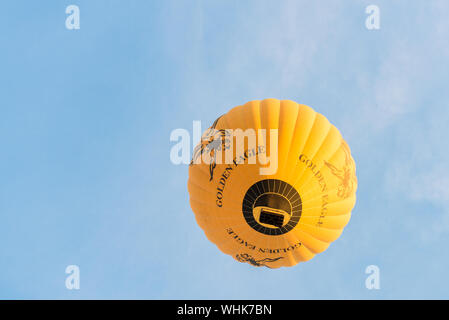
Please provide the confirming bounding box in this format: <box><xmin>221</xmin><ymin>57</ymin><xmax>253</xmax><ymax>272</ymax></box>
<box><xmin>242</xmin><ymin>179</ymin><xmax>302</xmax><ymax>236</ymax></box>
<box><xmin>253</xmin><ymin>193</ymin><xmax>292</xmax><ymax>228</ymax></box>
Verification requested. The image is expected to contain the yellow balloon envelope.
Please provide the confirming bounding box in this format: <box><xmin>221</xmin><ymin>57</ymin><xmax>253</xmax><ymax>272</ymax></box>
<box><xmin>187</xmin><ymin>99</ymin><xmax>357</xmax><ymax>268</ymax></box>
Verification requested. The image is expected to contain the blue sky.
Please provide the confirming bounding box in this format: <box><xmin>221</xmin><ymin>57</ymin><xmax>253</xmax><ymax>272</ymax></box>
<box><xmin>1</xmin><ymin>0</ymin><xmax>449</xmax><ymax>299</ymax></box>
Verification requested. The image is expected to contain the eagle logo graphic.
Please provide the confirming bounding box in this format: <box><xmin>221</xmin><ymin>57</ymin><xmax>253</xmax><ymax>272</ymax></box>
<box><xmin>235</xmin><ymin>253</ymin><xmax>284</xmax><ymax>268</ymax></box>
<box><xmin>190</xmin><ymin>116</ymin><xmax>231</xmax><ymax>181</ymax></box>
<box><xmin>323</xmin><ymin>141</ymin><xmax>357</xmax><ymax>199</ymax></box>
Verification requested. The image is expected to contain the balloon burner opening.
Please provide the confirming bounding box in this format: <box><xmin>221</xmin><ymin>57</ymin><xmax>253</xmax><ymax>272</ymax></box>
<box><xmin>259</xmin><ymin>209</ymin><xmax>284</xmax><ymax>227</ymax></box>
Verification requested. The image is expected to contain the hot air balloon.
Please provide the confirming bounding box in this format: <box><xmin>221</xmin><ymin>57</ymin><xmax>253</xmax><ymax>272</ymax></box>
<box><xmin>187</xmin><ymin>99</ymin><xmax>357</xmax><ymax>268</ymax></box>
